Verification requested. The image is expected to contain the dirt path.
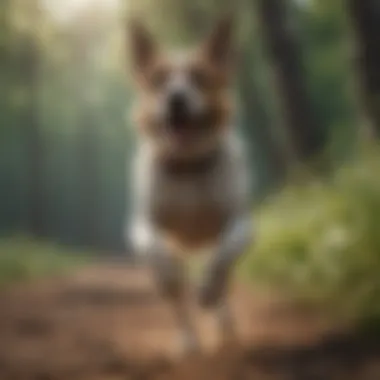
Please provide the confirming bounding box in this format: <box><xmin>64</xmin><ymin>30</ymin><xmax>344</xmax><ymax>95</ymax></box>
<box><xmin>0</xmin><ymin>263</ymin><xmax>379</xmax><ymax>380</ymax></box>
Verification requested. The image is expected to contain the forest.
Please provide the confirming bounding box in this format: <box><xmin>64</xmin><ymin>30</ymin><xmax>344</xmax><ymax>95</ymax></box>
<box><xmin>1</xmin><ymin>1</ymin><xmax>380</xmax><ymax>379</ymax></box>
<box><xmin>1</xmin><ymin>0</ymin><xmax>380</xmax><ymax>322</ymax></box>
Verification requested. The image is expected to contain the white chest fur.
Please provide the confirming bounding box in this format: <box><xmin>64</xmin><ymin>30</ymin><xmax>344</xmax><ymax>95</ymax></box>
<box><xmin>130</xmin><ymin>131</ymin><xmax>250</xmax><ymax>252</ymax></box>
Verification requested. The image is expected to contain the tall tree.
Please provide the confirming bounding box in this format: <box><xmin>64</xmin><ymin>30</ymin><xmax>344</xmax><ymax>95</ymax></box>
<box><xmin>254</xmin><ymin>0</ymin><xmax>326</xmax><ymax>164</ymax></box>
<box><xmin>25</xmin><ymin>36</ymin><xmax>45</xmax><ymax>236</ymax></box>
<box><xmin>22</xmin><ymin>1</ymin><xmax>45</xmax><ymax>236</ymax></box>
<box><xmin>71</xmin><ymin>8</ymin><xmax>102</xmax><ymax>248</ymax></box>
<box><xmin>239</xmin><ymin>52</ymin><xmax>288</xmax><ymax>195</ymax></box>
<box><xmin>346</xmin><ymin>0</ymin><xmax>380</xmax><ymax>138</ymax></box>
<box><xmin>71</xmin><ymin>4</ymin><xmax>115</xmax><ymax>247</ymax></box>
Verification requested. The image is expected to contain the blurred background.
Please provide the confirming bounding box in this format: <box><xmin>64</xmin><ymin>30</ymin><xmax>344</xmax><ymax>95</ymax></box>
<box><xmin>1</xmin><ymin>0</ymin><xmax>380</xmax><ymax>326</ymax></box>
<box><xmin>0</xmin><ymin>0</ymin><xmax>366</xmax><ymax>250</ymax></box>
<box><xmin>1</xmin><ymin>0</ymin><xmax>380</xmax><ymax>378</ymax></box>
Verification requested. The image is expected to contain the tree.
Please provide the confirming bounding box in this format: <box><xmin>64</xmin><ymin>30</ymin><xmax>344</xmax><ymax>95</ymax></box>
<box><xmin>346</xmin><ymin>0</ymin><xmax>380</xmax><ymax>138</ymax></box>
<box><xmin>21</xmin><ymin>0</ymin><xmax>46</xmax><ymax>236</ymax></box>
<box><xmin>239</xmin><ymin>51</ymin><xmax>288</xmax><ymax>195</ymax></box>
<box><xmin>25</xmin><ymin>35</ymin><xmax>45</xmax><ymax>236</ymax></box>
<box><xmin>237</xmin><ymin>2</ymin><xmax>289</xmax><ymax>194</ymax></box>
<box><xmin>69</xmin><ymin>6</ymin><xmax>108</xmax><ymax>247</ymax></box>
<box><xmin>254</xmin><ymin>0</ymin><xmax>326</xmax><ymax>164</ymax></box>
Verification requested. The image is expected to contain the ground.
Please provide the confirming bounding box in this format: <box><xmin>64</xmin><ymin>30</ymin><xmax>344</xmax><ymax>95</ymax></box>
<box><xmin>0</xmin><ymin>263</ymin><xmax>379</xmax><ymax>380</ymax></box>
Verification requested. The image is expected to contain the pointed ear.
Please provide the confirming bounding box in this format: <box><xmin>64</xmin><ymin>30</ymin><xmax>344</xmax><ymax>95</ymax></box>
<box><xmin>127</xmin><ymin>18</ymin><xmax>157</xmax><ymax>74</ymax></box>
<box><xmin>202</xmin><ymin>14</ymin><xmax>236</xmax><ymax>68</ymax></box>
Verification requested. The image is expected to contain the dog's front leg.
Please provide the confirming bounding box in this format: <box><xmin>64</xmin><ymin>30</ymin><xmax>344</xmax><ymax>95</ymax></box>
<box><xmin>198</xmin><ymin>215</ymin><xmax>252</xmax><ymax>342</ymax></box>
<box><xmin>130</xmin><ymin>220</ymin><xmax>199</xmax><ymax>354</ymax></box>
<box><xmin>150</xmin><ymin>251</ymin><xmax>199</xmax><ymax>354</ymax></box>
<box><xmin>198</xmin><ymin>214</ymin><xmax>253</xmax><ymax>309</ymax></box>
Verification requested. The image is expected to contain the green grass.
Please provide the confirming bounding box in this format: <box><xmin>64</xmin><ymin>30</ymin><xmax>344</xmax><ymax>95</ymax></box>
<box><xmin>0</xmin><ymin>236</ymin><xmax>90</xmax><ymax>287</ymax></box>
<box><xmin>241</xmin><ymin>144</ymin><xmax>380</xmax><ymax>322</ymax></box>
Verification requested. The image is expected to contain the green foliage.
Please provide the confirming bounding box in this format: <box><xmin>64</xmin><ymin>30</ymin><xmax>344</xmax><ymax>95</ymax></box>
<box><xmin>0</xmin><ymin>236</ymin><xmax>90</xmax><ymax>287</ymax></box>
<box><xmin>298</xmin><ymin>0</ymin><xmax>358</xmax><ymax>161</ymax></box>
<box><xmin>242</xmin><ymin>144</ymin><xmax>380</xmax><ymax>321</ymax></box>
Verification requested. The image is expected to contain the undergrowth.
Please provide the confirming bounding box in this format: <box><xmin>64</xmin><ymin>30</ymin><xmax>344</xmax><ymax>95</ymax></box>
<box><xmin>0</xmin><ymin>236</ymin><xmax>90</xmax><ymax>287</ymax></box>
<box><xmin>242</xmin><ymin>144</ymin><xmax>380</xmax><ymax>322</ymax></box>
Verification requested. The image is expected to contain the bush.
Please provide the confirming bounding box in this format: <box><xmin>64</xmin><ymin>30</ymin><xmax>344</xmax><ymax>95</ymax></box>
<box><xmin>242</xmin><ymin>145</ymin><xmax>380</xmax><ymax>321</ymax></box>
<box><xmin>0</xmin><ymin>236</ymin><xmax>89</xmax><ymax>286</ymax></box>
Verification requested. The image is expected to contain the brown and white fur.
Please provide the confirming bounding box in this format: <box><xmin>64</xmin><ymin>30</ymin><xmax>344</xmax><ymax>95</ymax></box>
<box><xmin>126</xmin><ymin>16</ymin><xmax>253</xmax><ymax>353</ymax></box>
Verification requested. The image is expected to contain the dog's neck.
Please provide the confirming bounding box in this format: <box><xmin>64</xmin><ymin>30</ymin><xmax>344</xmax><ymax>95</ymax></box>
<box><xmin>159</xmin><ymin>147</ymin><xmax>222</xmax><ymax>177</ymax></box>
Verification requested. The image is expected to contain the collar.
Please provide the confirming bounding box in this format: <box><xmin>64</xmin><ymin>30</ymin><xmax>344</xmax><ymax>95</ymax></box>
<box><xmin>160</xmin><ymin>148</ymin><xmax>221</xmax><ymax>178</ymax></box>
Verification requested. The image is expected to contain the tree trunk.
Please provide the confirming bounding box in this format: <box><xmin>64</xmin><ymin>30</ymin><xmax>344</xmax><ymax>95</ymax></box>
<box><xmin>25</xmin><ymin>35</ymin><xmax>45</xmax><ymax>237</ymax></box>
<box><xmin>346</xmin><ymin>0</ymin><xmax>380</xmax><ymax>138</ymax></box>
<box><xmin>75</xmin><ymin>27</ymin><xmax>101</xmax><ymax>249</ymax></box>
<box><xmin>238</xmin><ymin>52</ymin><xmax>288</xmax><ymax>196</ymax></box>
<box><xmin>255</xmin><ymin>0</ymin><xmax>325</xmax><ymax>164</ymax></box>
<box><xmin>78</xmin><ymin>103</ymin><xmax>99</xmax><ymax>248</ymax></box>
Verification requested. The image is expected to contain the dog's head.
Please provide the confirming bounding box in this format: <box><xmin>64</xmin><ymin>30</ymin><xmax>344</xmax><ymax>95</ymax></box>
<box><xmin>128</xmin><ymin>16</ymin><xmax>237</xmax><ymax>157</ymax></box>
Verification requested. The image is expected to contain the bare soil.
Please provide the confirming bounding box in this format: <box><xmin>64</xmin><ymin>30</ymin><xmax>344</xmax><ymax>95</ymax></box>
<box><xmin>0</xmin><ymin>264</ymin><xmax>379</xmax><ymax>380</ymax></box>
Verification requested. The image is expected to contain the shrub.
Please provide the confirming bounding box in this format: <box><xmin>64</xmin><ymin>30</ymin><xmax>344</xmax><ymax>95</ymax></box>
<box><xmin>0</xmin><ymin>236</ymin><xmax>89</xmax><ymax>286</ymax></box>
<box><xmin>242</xmin><ymin>145</ymin><xmax>380</xmax><ymax>320</ymax></box>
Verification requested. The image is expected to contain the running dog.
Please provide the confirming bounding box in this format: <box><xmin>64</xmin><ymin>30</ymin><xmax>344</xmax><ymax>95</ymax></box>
<box><xmin>126</xmin><ymin>15</ymin><xmax>253</xmax><ymax>354</ymax></box>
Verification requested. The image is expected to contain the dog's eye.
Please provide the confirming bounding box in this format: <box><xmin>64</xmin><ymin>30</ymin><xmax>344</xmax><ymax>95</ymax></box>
<box><xmin>150</xmin><ymin>69</ymin><xmax>168</xmax><ymax>90</ymax></box>
<box><xmin>190</xmin><ymin>68</ymin><xmax>210</xmax><ymax>89</ymax></box>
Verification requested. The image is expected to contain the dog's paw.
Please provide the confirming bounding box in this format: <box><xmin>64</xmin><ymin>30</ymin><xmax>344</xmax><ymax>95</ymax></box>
<box><xmin>218</xmin><ymin>304</ymin><xmax>237</xmax><ymax>344</ymax></box>
<box><xmin>174</xmin><ymin>330</ymin><xmax>201</xmax><ymax>359</ymax></box>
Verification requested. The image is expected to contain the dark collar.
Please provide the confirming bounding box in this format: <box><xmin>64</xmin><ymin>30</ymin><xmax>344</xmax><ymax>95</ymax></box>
<box><xmin>160</xmin><ymin>149</ymin><xmax>221</xmax><ymax>178</ymax></box>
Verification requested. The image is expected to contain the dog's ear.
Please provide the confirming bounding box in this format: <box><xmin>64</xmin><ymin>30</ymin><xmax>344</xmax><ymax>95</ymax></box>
<box><xmin>127</xmin><ymin>19</ymin><xmax>157</xmax><ymax>75</ymax></box>
<box><xmin>202</xmin><ymin>14</ymin><xmax>236</xmax><ymax>69</ymax></box>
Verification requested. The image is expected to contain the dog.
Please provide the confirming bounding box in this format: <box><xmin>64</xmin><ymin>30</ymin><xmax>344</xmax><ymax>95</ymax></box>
<box><xmin>126</xmin><ymin>15</ymin><xmax>253</xmax><ymax>354</ymax></box>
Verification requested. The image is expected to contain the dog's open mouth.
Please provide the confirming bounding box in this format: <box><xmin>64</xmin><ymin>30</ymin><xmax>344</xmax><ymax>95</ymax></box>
<box><xmin>167</xmin><ymin>113</ymin><xmax>198</xmax><ymax>145</ymax></box>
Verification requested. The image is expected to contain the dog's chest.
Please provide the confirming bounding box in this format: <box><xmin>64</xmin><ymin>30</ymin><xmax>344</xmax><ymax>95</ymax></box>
<box><xmin>157</xmin><ymin>172</ymin><xmax>220</xmax><ymax>210</ymax></box>
<box><xmin>132</xmin><ymin>133</ymin><xmax>249</xmax><ymax>251</ymax></box>
<box><xmin>152</xmin><ymin>167</ymin><xmax>232</xmax><ymax>249</ymax></box>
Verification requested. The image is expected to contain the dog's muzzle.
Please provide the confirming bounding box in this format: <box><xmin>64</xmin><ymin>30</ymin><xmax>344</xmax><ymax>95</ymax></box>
<box><xmin>166</xmin><ymin>91</ymin><xmax>194</xmax><ymax>131</ymax></box>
